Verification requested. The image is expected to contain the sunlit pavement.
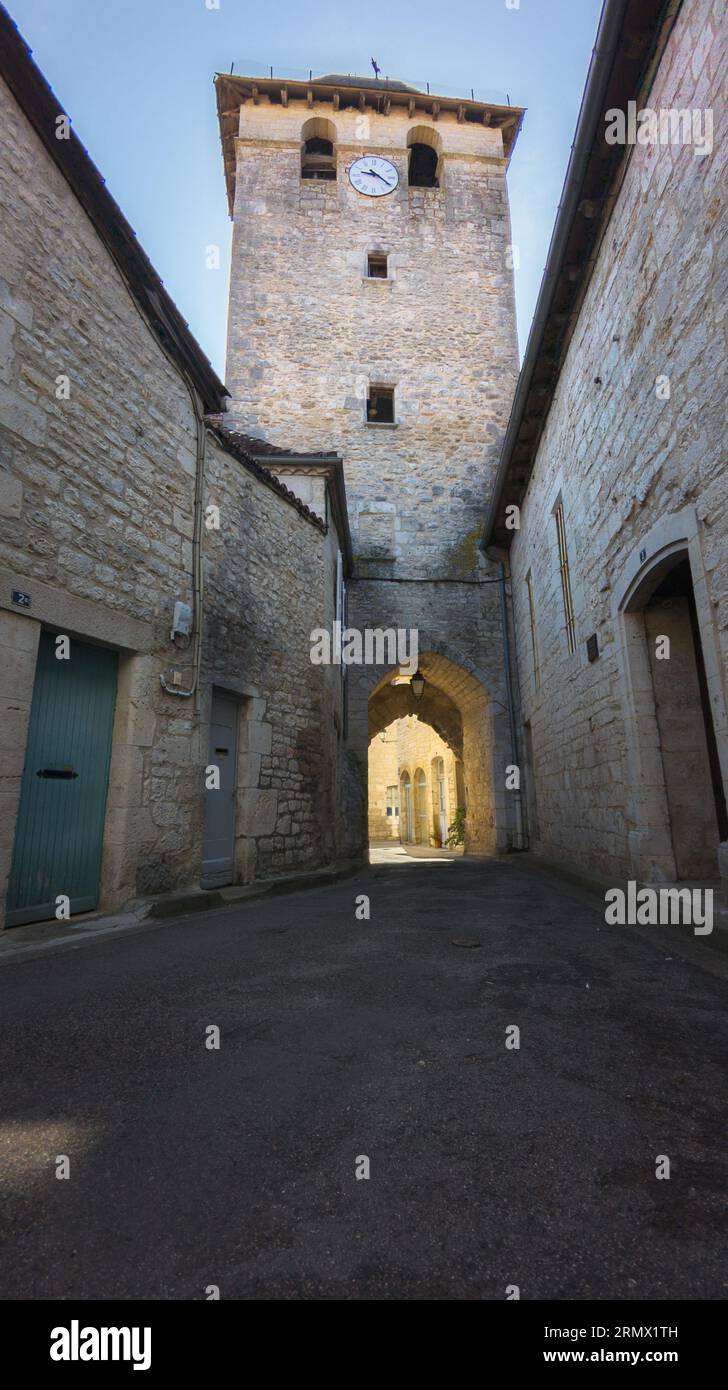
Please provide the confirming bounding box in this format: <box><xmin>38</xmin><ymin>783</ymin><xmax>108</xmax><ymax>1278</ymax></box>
<box><xmin>369</xmin><ymin>839</ymin><xmax>463</xmax><ymax>863</ymax></box>
<box><xmin>1</xmin><ymin>853</ymin><xmax>727</xmax><ymax>1300</ymax></box>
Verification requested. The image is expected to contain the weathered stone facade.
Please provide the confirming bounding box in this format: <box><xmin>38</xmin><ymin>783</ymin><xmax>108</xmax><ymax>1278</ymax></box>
<box><xmin>501</xmin><ymin>0</ymin><xmax>727</xmax><ymax>889</ymax></box>
<box><xmin>0</xmin><ymin>47</ymin><xmax>349</xmax><ymax>928</ymax></box>
<box><xmin>367</xmin><ymin>726</ymin><xmax>400</xmax><ymax>839</ymax></box>
<box><xmin>368</xmin><ymin>715</ymin><xmax>460</xmax><ymax>845</ymax></box>
<box><xmin>224</xmin><ymin>97</ymin><xmax>519</xmax><ymax>568</ymax></box>
<box><xmin>202</xmin><ymin>439</ymin><xmax>347</xmax><ymax>881</ymax></box>
<box><xmin>220</xmin><ymin>79</ymin><xmax>525</xmax><ymax>857</ymax></box>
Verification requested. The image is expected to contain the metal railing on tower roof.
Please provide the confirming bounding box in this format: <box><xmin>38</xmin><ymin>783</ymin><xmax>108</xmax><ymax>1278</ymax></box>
<box><xmin>226</xmin><ymin>60</ymin><xmax>512</xmax><ymax>107</ymax></box>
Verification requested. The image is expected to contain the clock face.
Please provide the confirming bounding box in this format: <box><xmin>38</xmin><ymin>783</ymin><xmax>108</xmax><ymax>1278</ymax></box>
<box><xmin>348</xmin><ymin>155</ymin><xmax>399</xmax><ymax>197</ymax></box>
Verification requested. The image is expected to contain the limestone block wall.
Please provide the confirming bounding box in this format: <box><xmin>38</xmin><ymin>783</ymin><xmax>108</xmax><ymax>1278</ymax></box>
<box><xmin>395</xmin><ymin>715</ymin><xmax>459</xmax><ymax>844</ymax></box>
<box><xmin>368</xmin><ymin>712</ymin><xmax>459</xmax><ymax>845</ymax></box>
<box><xmin>0</xmin><ymin>71</ymin><xmax>205</xmax><ymax>917</ymax></box>
<box><xmin>367</xmin><ymin>727</ymin><xmax>400</xmax><ymax>839</ymax></box>
<box><xmin>203</xmin><ymin>439</ymin><xmax>346</xmax><ymax>880</ymax></box>
<box><xmin>508</xmin><ymin>0</ymin><xmax>727</xmax><ymax>883</ymax></box>
<box><xmin>225</xmin><ymin>97</ymin><xmax>519</xmax><ymax>574</ymax></box>
<box><xmin>0</xmin><ymin>72</ymin><xmax>347</xmax><ymax>924</ymax></box>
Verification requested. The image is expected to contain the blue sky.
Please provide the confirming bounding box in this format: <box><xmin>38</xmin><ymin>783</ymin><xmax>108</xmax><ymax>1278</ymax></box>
<box><xmin>9</xmin><ymin>0</ymin><xmax>603</xmax><ymax>377</ymax></box>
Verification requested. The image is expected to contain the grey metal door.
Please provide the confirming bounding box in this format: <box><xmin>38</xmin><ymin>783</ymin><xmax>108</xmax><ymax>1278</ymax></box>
<box><xmin>202</xmin><ymin>691</ymin><xmax>238</xmax><ymax>887</ymax></box>
<box><xmin>6</xmin><ymin>631</ymin><xmax>118</xmax><ymax>926</ymax></box>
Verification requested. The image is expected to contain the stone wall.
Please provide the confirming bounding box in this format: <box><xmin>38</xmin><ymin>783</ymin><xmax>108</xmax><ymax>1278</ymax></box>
<box><xmin>367</xmin><ymin>726</ymin><xmax>400</xmax><ymax>839</ymax></box>
<box><xmin>0</xmin><ymin>72</ymin><xmax>346</xmax><ymax>925</ymax></box>
<box><xmin>507</xmin><ymin>0</ymin><xmax>727</xmax><ymax>884</ymax></box>
<box><xmin>395</xmin><ymin>715</ymin><xmax>459</xmax><ymax>845</ymax></box>
<box><xmin>203</xmin><ymin>439</ymin><xmax>346</xmax><ymax>881</ymax></box>
<box><xmin>368</xmin><ymin>714</ymin><xmax>459</xmax><ymax>844</ymax></box>
<box><xmin>226</xmin><ymin>98</ymin><xmax>518</xmax><ymax>572</ymax></box>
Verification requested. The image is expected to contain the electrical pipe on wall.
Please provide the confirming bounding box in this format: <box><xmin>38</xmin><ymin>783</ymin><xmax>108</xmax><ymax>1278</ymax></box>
<box><xmin>159</xmin><ymin>370</ymin><xmax>207</xmax><ymax>702</ymax></box>
<box><xmin>498</xmin><ymin>558</ymin><xmax>526</xmax><ymax>851</ymax></box>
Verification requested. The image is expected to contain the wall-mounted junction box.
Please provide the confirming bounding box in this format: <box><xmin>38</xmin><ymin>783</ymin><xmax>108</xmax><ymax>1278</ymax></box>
<box><xmin>171</xmin><ymin>601</ymin><xmax>192</xmax><ymax>641</ymax></box>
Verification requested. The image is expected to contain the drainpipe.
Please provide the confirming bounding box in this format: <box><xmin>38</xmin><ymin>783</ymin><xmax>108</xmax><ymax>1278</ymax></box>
<box><xmin>93</xmin><ymin>202</ymin><xmax>223</xmax><ymax>711</ymax></box>
<box><xmin>159</xmin><ymin>371</ymin><xmax>207</xmax><ymax>702</ymax></box>
<box><xmin>498</xmin><ymin>558</ymin><xmax>526</xmax><ymax>851</ymax></box>
<box><xmin>108</xmin><ymin>257</ymin><xmax>213</xmax><ymax>706</ymax></box>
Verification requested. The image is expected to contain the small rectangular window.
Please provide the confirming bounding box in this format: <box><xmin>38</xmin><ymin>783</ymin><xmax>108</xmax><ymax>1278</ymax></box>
<box><xmin>367</xmin><ymin>385</ymin><xmax>395</xmax><ymax>423</ymax></box>
<box><xmin>526</xmin><ymin>571</ymin><xmax>541</xmax><ymax>689</ymax></box>
<box><xmin>386</xmin><ymin>785</ymin><xmax>400</xmax><ymax>816</ymax></box>
<box><xmin>367</xmin><ymin>253</ymin><xmax>388</xmax><ymax>279</ymax></box>
<box><xmin>554</xmin><ymin>501</ymin><xmax>577</xmax><ymax>655</ymax></box>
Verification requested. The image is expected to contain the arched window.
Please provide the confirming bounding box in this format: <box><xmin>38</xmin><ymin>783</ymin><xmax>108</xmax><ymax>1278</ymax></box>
<box><xmin>407</xmin><ymin>126</ymin><xmax>442</xmax><ymax>188</ymax></box>
<box><xmin>408</xmin><ymin>144</ymin><xmax>438</xmax><ymax>187</ymax></box>
<box><xmin>301</xmin><ymin>118</ymin><xmax>337</xmax><ymax>181</ymax></box>
<box><xmin>400</xmin><ymin>771</ymin><xmax>413</xmax><ymax>844</ymax></box>
<box><xmin>414</xmin><ymin>768</ymin><xmax>429</xmax><ymax>844</ymax></box>
<box><xmin>432</xmin><ymin>756</ymin><xmax>447</xmax><ymax>846</ymax></box>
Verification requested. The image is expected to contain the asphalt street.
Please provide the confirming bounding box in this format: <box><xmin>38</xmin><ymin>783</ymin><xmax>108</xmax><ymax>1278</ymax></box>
<box><xmin>1</xmin><ymin>849</ymin><xmax>727</xmax><ymax>1300</ymax></box>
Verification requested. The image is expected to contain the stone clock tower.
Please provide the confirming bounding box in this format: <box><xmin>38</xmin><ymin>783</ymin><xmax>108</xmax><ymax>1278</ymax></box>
<box><xmin>215</xmin><ymin>72</ymin><xmax>525</xmax><ymax>858</ymax></box>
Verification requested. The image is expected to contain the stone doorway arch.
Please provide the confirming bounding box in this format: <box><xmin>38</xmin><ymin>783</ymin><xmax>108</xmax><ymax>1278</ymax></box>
<box><xmin>413</xmin><ymin>767</ymin><xmax>429</xmax><ymax>845</ymax></box>
<box><xmin>612</xmin><ymin>506</ymin><xmax>728</xmax><ymax>885</ymax></box>
<box><xmin>350</xmin><ymin>645</ymin><xmax>511</xmax><ymax>860</ymax></box>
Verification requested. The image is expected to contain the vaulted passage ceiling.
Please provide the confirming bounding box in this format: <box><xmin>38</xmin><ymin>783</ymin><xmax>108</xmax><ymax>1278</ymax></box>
<box><xmin>369</xmin><ymin>680</ymin><xmax>463</xmax><ymax>756</ymax></box>
<box><xmin>368</xmin><ymin>651</ymin><xmax>489</xmax><ymax>758</ymax></box>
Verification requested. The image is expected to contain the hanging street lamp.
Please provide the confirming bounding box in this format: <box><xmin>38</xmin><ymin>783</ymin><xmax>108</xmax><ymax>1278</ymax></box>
<box><xmin>410</xmin><ymin>670</ymin><xmax>425</xmax><ymax>701</ymax></box>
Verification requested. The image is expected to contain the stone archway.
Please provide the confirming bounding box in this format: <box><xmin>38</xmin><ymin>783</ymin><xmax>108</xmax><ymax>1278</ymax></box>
<box><xmin>612</xmin><ymin>507</ymin><xmax>728</xmax><ymax>885</ymax></box>
<box><xmin>347</xmin><ymin>646</ymin><xmax>510</xmax><ymax>860</ymax></box>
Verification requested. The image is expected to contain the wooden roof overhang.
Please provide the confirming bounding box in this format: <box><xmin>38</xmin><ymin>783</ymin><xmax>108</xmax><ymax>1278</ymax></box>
<box><xmin>483</xmin><ymin>0</ymin><xmax>684</xmax><ymax>552</ymax></box>
<box><xmin>0</xmin><ymin>6</ymin><xmax>228</xmax><ymax>414</ymax></box>
<box><xmin>215</xmin><ymin>72</ymin><xmax>525</xmax><ymax>216</ymax></box>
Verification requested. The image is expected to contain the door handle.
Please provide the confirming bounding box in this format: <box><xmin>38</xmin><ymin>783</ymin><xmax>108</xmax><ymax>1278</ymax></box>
<box><xmin>36</xmin><ymin>768</ymin><xmax>78</xmax><ymax>779</ymax></box>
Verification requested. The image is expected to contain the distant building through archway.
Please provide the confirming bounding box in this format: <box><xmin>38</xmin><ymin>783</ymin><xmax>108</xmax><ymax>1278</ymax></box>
<box><xmin>362</xmin><ymin>648</ymin><xmax>510</xmax><ymax>859</ymax></box>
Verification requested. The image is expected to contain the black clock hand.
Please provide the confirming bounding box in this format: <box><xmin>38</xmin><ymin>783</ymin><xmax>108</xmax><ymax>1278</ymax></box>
<box><xmin>363</xmin><ymin>168</ymin><xmax>392</xmax><ymax>184</ymax></box>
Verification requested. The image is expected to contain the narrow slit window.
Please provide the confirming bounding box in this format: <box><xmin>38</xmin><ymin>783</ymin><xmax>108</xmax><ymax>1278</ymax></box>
<box><xmin>366</xmin><ymin>385</ymin><xmax>395</xmax><ymax>423</ymax></box>
<box><xmin>554</xmin><ymin>501</ymin><xmax>577</xmax><ymax>654</ymax></box>
<box><xmin>526</xmin><ymin>571</ymin><xmax>541</xmax><ymax>688</ymax></box>
<box><xmin>367</xmin><ymin>253</ymin><xmax>388</xmax><ymax>279</ymax></box>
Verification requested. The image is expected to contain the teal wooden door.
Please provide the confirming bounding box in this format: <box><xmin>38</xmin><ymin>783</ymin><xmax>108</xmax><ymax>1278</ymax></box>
<box><xmin>6</xmin><ymin>632</ymin><xmax>118</xmax><ymax>927</ymax></box>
